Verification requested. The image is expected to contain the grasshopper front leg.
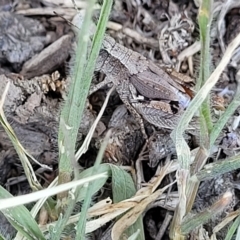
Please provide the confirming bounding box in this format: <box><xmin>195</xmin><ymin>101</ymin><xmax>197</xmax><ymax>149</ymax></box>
<box><xmin>88</xmin><ymin>76</ymin><xmax>113</xmax><ymax>96</ymax></box>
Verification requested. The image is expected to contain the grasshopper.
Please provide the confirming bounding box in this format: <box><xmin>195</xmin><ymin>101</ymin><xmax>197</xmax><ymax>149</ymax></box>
<box><xmin>91</xmin><ymin>35</ymin><xmax>193</xmax><ymax>138</ymax></box>
<box><xmin>72</xmin><ymin>12</ymin><xmax>193</xmax><ymax>138</ymax></box>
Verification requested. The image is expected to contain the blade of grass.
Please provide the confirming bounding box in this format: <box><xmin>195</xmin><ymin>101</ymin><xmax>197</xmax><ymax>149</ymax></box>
<box><xmin>110</xmin><ymin>165</ymin><xmax>145</xmax><ymax>240</ymax></box>
<box><xmin>74</xmin><ymin>2</ymin><xmax>113</xmax><ymax>236</ymax></box>
<box><xmin>170</xmin><ymin>31</ymin><xmax>240</xmax><ymax>239</ymax></box>
<box><xmin>196</xmin><ymin>0</ymin><xmax>212</xmax><ymax>90</ymax></box>
<box><xmin>225</xmin><ymin>215</ymin><xmax>240</xmax><ymax>240</ymax></box>
<box><xmin>171</xmin><ymin>32</ymin><xmax>240</xmax><ymax>169</ymax></box>
<box><xmin>197</xmin><ymin>0</ymin><xmax>213</xmax><ymax>135</ymax></box>
<box><xmin>75</xmin><ymin>86</ymin><xmax>115</xmax><ymax>160</ymax></box>
<box><xmin>195</xmin><ymin>154</ymin><xmax>240</xmax><ymax>182</ymax></box>
<box><xmin>75</xmin><ymin>130</ymin><xmax>112</xmax><ymax>239</ymax></box>
<box><xmin>57</xmin><ymin>0</ymin><xmax>97</xmax><ymax>196</ymax></box>
<box><xmin>76</xmin><ymin>164</ymin><xmax>111</xmax><ymax>202</ymax></box>
<box><xmin>47</xmin><ymin>167</ymin><xmax>109</xmax><ymax>240</ymax></box>
<box><xmin>0</xmin><ymin>82</ymin><xmax>44</xmax><ymax>191</ymax></box>
<box><xmin>0</xmin><ymin>174</ymin><xmax>107</xmax><ymax>210</ymax></box>
<box><xmin>210</xmin><ymin>79</ymin><xmax>240</xmax><ymax>146</ymax></box>
<box><xmin>0</xmin><ymin>187</ymin><xmax>45</xmax><ymax>240</ymax></box>
<box><xmin>181</xmin><ymin>192</ymin><xmax>232</xmax><ymax>235</ymax></box>
<box><xmin>128</xmin><ymin>230</ymin><xmax>141</xmax><ymax>240</ymax></box>
<box><xmin>0</xmin><ymin>233</ymin><xmax>6</xmax><ymax>240</ymax></box>
<box><xmin>45</xmin><ymin>82</ymin><xmax>113</xmax><ymax>238</ymax></box>
<box><xmin>0</xmin><ymin>112</ymin><xmax>44</xmax><ymax>191</ymax></box>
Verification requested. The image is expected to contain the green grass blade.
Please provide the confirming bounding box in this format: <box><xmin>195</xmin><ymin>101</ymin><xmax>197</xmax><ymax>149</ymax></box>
<box><xmin>210</xmin><ymin>81</ymin><xmax>240</xmax><ymax>147</ymax></box>
<box><xmin>58</xmin><ymin>0</ymin><xmax>97</xmax><ymax>187</ymax></box>
<box><xmin>181</xmin><ymin>192</ymin><xmax>232</xmax><ymax>235</ymax></box>
<box><xmin>110</xmin><ymin>165</ymin><xmax>136</xmax><ymax>202</ymax></box>
<box><xmin>171</xmin><ymin>32</ymin><xmax>240</xmax><ymax>169</ymax></box>
<box><xmin>77</xmin><ymin>164</ymin><xmax>110</xmax><ymax>202</ymax></box>
<box><xmin>0</xmin><ymin>186</ymin><xmax>45</xmax><ymax>240</ymax></box>
<box><xmin>110</xmin><ymin>165</ymin><xmax>145</xmax><ymax>240</ymax></box>
<box><xmin>0</xmin><ymin>233</ymin><xmax>6</xmax><ymax>240</ymax></box>
<box><xmin>74</xmin><ymin>1</ymin><xmax>113</xmax><ymax>238</ymax></box>
<box><xmin>225</xmin><ymin>215</ymin><xmax>240</xmax><ymax>240</ymax></box>
<box><xmin>85</xmin><ymin>0</ymin><xmax>113</xmax><ymax>77</ymax></box>
<box><xmin>75</xmin><ymin>130</ymin><xmax>112</xmax><ymax>239</ymax></box>
<box><xmin>195</xmin><ymin>154</ymin><xmax>240</xmax><ymax>181</ymax></box>
<box><xmin>197</xmin><ymin>0</ymin><xmax>214</xmax><ymax>141</ymax></box>
<box><xmin>196</xmin><ymin>0</ymin><xmax>213</xmax><ymax>90</ymax></box>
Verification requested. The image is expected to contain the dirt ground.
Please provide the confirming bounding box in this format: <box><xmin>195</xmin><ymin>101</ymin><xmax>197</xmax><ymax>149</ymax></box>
<box><xmin>1</xmin><ymin>0</ymin><xmax>240</xmax><ymax>239</ymax></box>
